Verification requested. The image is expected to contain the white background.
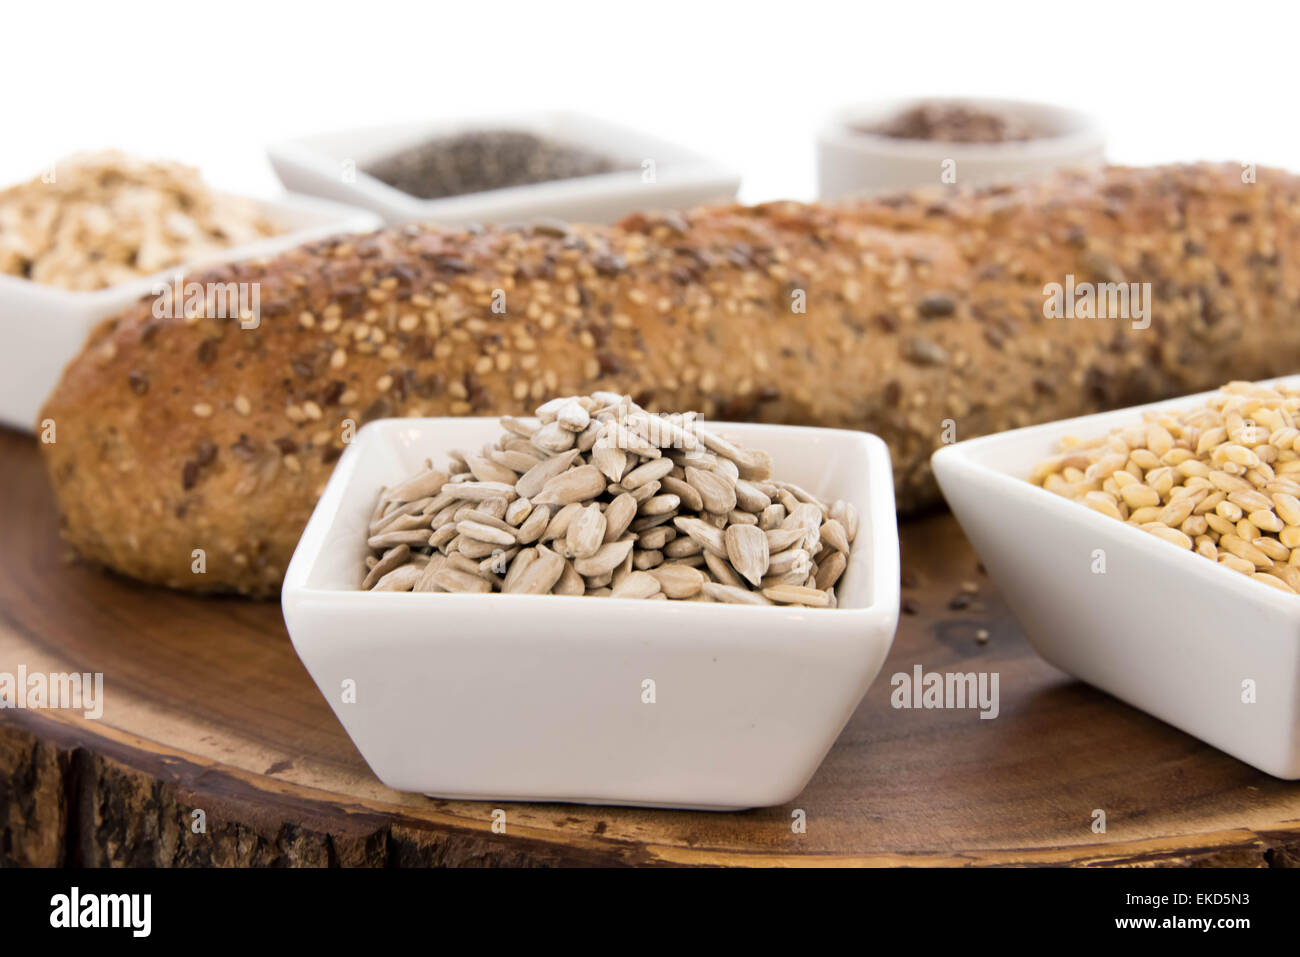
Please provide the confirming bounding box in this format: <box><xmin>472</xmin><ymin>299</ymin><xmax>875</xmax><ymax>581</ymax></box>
<box><xmin>3</xmin><ymin>0</ymin><xmax>1294</xmax><ymax>203</ymax></box>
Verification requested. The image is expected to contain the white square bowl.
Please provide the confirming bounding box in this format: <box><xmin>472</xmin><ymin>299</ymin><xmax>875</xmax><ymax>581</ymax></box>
<box><xmin>932</xmin><ymin>379</ymin><xmax>1300</xmax><ymax>779</ymax></box>
<box><xmin>0</xmin><ymin>192</ymin><xmax>381</xmax><ymax>432</ymax></box>
<box><xmin>266</xmin><ymin>112</ymin><xmax>741</xmax><ymax>227</ymax></box>
<box><xmin>281</xmin><ymin>418</ymin><xmax>899</xmax><ymax>810</ymax></box>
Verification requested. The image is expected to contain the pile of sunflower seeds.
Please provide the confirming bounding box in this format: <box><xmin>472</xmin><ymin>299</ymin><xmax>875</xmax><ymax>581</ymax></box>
<box><xmin>361</xmin><ymin>393</ymin><xmax>858</xmax><ymax>606</ymax></box>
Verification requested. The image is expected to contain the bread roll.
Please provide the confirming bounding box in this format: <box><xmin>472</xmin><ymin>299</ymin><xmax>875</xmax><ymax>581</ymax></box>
<box><xmin>39</xmin><ymin>163</ymin><xmax>1300</xmax><ymax>596</ymax></box>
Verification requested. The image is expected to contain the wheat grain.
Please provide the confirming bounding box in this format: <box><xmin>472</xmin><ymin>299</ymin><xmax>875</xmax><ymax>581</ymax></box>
<box><xmin>1031</xmin><ymin>380</ymin><xmax>1300</xmax><ymax>594</ymax></box>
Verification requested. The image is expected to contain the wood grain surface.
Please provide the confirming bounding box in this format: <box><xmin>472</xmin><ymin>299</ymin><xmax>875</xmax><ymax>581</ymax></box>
<box><xmin>2</xmin><ymin>427</ymin><xmax>1299</xmax><ymax>867</ymax></box>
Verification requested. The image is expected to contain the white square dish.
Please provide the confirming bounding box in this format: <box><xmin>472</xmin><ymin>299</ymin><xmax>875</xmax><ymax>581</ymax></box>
<box><xmin>932</xmin><ymin>379</ymin><xmax>1300</xmax><ymax>779</ymax></box>
<box><xmin>0</xmin><ymin>192</ymin><xmax>381</xmax><ymax>432</ymax></box>
<box><xmin>281</xmin><ymin>417</ymin><xmax>899</xmax><ymax>810</ymax></box>
<box><xmin>266</xmin><ymin>112</ymin><xmax>741</xmax><ymax>226</ymax></box>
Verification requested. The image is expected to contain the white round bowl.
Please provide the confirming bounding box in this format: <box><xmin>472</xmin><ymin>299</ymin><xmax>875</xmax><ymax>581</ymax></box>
<box><xmin>817</xmin><ymin>97</ymin><xmax>1106</xmax><ymax>201</ymax></box>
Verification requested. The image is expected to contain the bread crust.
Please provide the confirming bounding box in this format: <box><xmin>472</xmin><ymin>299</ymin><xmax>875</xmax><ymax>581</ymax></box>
<box><xmin>38</xmin><ymin>163</ymin><xmax>1300</xmax><ymax>596</ymax></box>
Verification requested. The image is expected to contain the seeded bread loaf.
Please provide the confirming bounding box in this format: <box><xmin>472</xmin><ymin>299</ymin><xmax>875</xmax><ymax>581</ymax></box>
<box><xmin>39</xmin><ymin>163</ymin><xmax>1300</xmax><ymax>596</ymax></box>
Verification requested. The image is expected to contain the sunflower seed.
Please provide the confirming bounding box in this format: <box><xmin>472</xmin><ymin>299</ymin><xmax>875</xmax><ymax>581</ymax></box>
<box><xmin>368</xmin><ymin>529</ymin><xmax>436</xmax><ymax>549</ymax></box>
<box><xmin>629</xmin><ymin>512</ymin><xmax>675</xmax><ymax>532</ymax></box>
<box><xmin>500</xmin><ymin>436</ymin><xmax>540</xmax><ymax>456</ymax></box>
<box><xmin>831</xmin><ymin>499</ymin><xmax>859</xmax><ymax>542</ymax></box>
<box><xmin>515</xmin><ymin>450</ymin><xmax>580</xmax><ymax>498</ymax></box>
<box><xmin>506</xmin><ymin>544</ymin><xmax>566</xmax><ymax>594</ymax></box>
<box><xmin>724</xmin><ymin>524</ymin><xmax>770</xmax><ymax>587</ymax></box>
<box><xmin>491</xmin><ymin>449</ymin><xmax>543</xmax><ymax>473</ymax></box>
<box><xmin>413</xmin><ymin>554</ymin><xmax>448</xmax><ymax>591</ymax></box>
<box><xmin>505</xmin><ymin>497</ymin><xmax>534</xmax><ymax>526</ymax></box>
<box><xmin>553</xmin><ymin>559</ymin><xmax>586</xmax><ymax>595</ymax></box>
<box><xmin>673</xmin><ymin>516</ymin><xmax>728</xmax><ymax>557</ymax></box>
<box><xmin>444</xmin><ymin>480</ymin><xmax>518</xmax><ymax>503</ymax></box>
<box><xmin>628</xmin><ymin>481</ymin><xmax>661</xmax><ymax>504</ymax></box>
<box><xmin>610</xmin><ymin>425</ymin><xmax>663</xmax><ymax>458</ymax></box>
<box><xmin>820</xmin><ymin>519</ymin><xmax>851</xmax><ymax>555</ymax></box>
<box><xmin>660</xmin><ymin>475</ymin><xmax>704</xmax><ymax>511</ymax></box>
<box><xmin>783</xmin><ymin>503</ymin><xmax>824</xmax><ymax>551</ymax></box>
<box><xmin>702</xmin><ymin>581</ymin><xmax>772</xmax><ymax>605</ymax></box>
<box><xmin>776</xmin><ymin>481</ymin><xmax>829</xmax><ymax>516</ymax></box>
<box><xmin>764</xmin><ymin>526</ymin><xmax>805</xmax><ymax>552</ymax></box>
<box><xmin>577</xmin><ymin>421</ymin><xmax>602</xmax><ymax>452</ymax></box>
<box><xmin>542</xmin><ymin>502</ymin><xmax>583</xmax><ymax>541</ymax></box>
<box><xmin>696</xmin><ymin>428</ymin><xmax>773</xmax><ymax>480</ymax></box>
<box><xmin>480</xmin><ymin>547</ymin><xmax>518</xmax><ymax>576</ymax></box>
<box><xmin>457</xmin><ymin>520</ymin><xmax>516</xmax><ymax>547</ymax></box>
<box><xmin>633</xmin><ymin>549</ymin><xmax>664</xmax><ymax>569</ymax></box>
<box><xmin>623</xmin><ymin>458</ymin><xmax>675</xmax><ymax>489</ymax></box>
<box><xmin>445</xmin><ymin>552</ymin><xmax>489</xmax><ymax>578</ymax></box>
<box><xmin>639</xmin><ymin>494</ymin><xmax>681</xmax><ymax>516</ymax></box>
<box><xmin>515</xmin><ymin>503</ymin><xmax>551</xmax><ymax>543</ymax></box>
<box><xmin>362</xmin><ymin>544</ymin><xmax>411</xmax><ymax>589</ymax></box>
<box><xmin>466</xmin><ymin>455</ymin><xmax>517</xmax><ymax>484</ymax></box>
<box><xmin>648</xmin><ymin>563</ymin><xmax>705</xmax><ymax>598</ymax></box>
<box><xmin>531</xmin><ymin>420</ymin><xmax>577</xmax><ymax>453</ymax></box>
<box><xmin>733</xmin><ymin>480</ymin><xmax>772</xmax><ymax>512</ymax></box>
<box><xmin>372</xmin><ymin>511</ymin><xmax>431</xmax><ymax>535</ymax></box>
<box><xmin>535</xmin><ymin>397</ymin><xmax>568</xmax><ymax>423</ymax></box>
<box><xmin>624</xmin><ymin>412</ymin><xmax>700</xmax><ymax>451</ymax></box>
<box><xmin>477</xmin><ymin>497</ymin><xmax>508</xmax><ymax>521</ymax></box>
<box><xmin>815</xmin><ymin>551</ymin><xmax>848</xmax><ymax>591</ymax></box>
<box><xmin>573</xmin><ymin>538</ymin><xmax>635</xmax><ymax>577</ymax></box>
<box><xmin>686</xmin><ymin>466</ymin><xmax>737</xmax><ymax>514</ymax></box>
<box><xmin>502</xmin><ymin>547</ymin><xmax>539</xmax><ymax>591</ymax></box>
<box><xmin>373</xmin><ymin>564</ymin><xmax>423</xmax><ymax>592</ymax></box>
<box><xmin>385</xmin><ymin>468</ymin><xmax>450</xmax><ymax>504</ymax></box>
<box><xmin>762</xmin><ymin>583</ymin><xmax>832</xmax><ymax>607</ymax></box>
<box><xmin>534</xmin><ymin>465</ymin><xmax>606</xmax><ymax>505</ymax></box>
<box><xmin>556</xmin><ymin>400</ymin><xmax>590</xmax><ymax>432</ymax></box>
<box><xmin>566</xmin><ymin>503</ymin><xmax>607</xmax><ymax>559</ymax></box>
<box><xmin>603</xmin><ymin>493</ymin><xmax>638</xmax><ymax>541</ymax></box>
<box><xmin>612</xmin><ymin>571</ymin><xmax>662</xmax><ymax>599</ymax></box>
<box><xmin>500</xmin><ymin>416</ymin><xmax>539</xmax><ymax>437</ymax></box>
<box><xmin>704</xmin><ymin>551</ymin><xmax>744</xmax><ymax>588</ymax></box>
<box><xmin>664</xmin><ymin>536</ymin><xmax>703</xmax><ymax>558</ymax></box>
<box><xmin>638</xmin><ymin>526</ymin><xmax>676</xmax><ymax>550</ymax></box>
<box><xmin>762</xmin><ymin>569</ymin><xmax>809</xmax><ymax>588</ymax></box>
<box><xmin>591</xmin><ymin>440</ymin><xmax>628</xmax><ymax>483</ymax></box>
<box><xmin>456</xmin><ymin>536</ymin><xmax>500</xmax><ymax>559</ymax></box>
<box><xmin>431</xmin><ymin>566</ymin><xmax>494</xmax><ymax>594</ymax></box>
<box><xmin>769</xmin><ymin>546</ymin><xmax>812</xmax><ymax>577</ymax></box>
<box><xmin>428</xmin><ymin>524</ymin><xmax>458</xmax><ymax>550</ymax></box>
<box><xmin>370</xmin><ymin>497</ymin><xmax>434</xmax><ymax>534</ymax></box>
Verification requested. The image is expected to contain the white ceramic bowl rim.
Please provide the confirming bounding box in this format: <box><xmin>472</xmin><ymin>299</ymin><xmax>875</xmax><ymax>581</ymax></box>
<box><xmin>934</xmin><ymin>375</ymin><xmax>1300</xmax><ymax>615</ymax></box>
<box><xmin>284</xmin><ymin>418</ymin><xmax>900</xmax><ymax>624</ymax></box>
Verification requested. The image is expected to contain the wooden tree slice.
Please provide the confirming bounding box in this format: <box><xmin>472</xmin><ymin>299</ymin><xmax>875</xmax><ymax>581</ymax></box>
<box><xmin>2</xmin><ymin>429</ymin><xmax>1298</xmax><ymax>866</ymax></box>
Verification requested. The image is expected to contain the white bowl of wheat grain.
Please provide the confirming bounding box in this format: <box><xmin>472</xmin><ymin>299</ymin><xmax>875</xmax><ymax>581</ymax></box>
<box><xmin>933</xmin><ymin>376</ymin><xmax>1300</xmax><ymax>779</ymax></box>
